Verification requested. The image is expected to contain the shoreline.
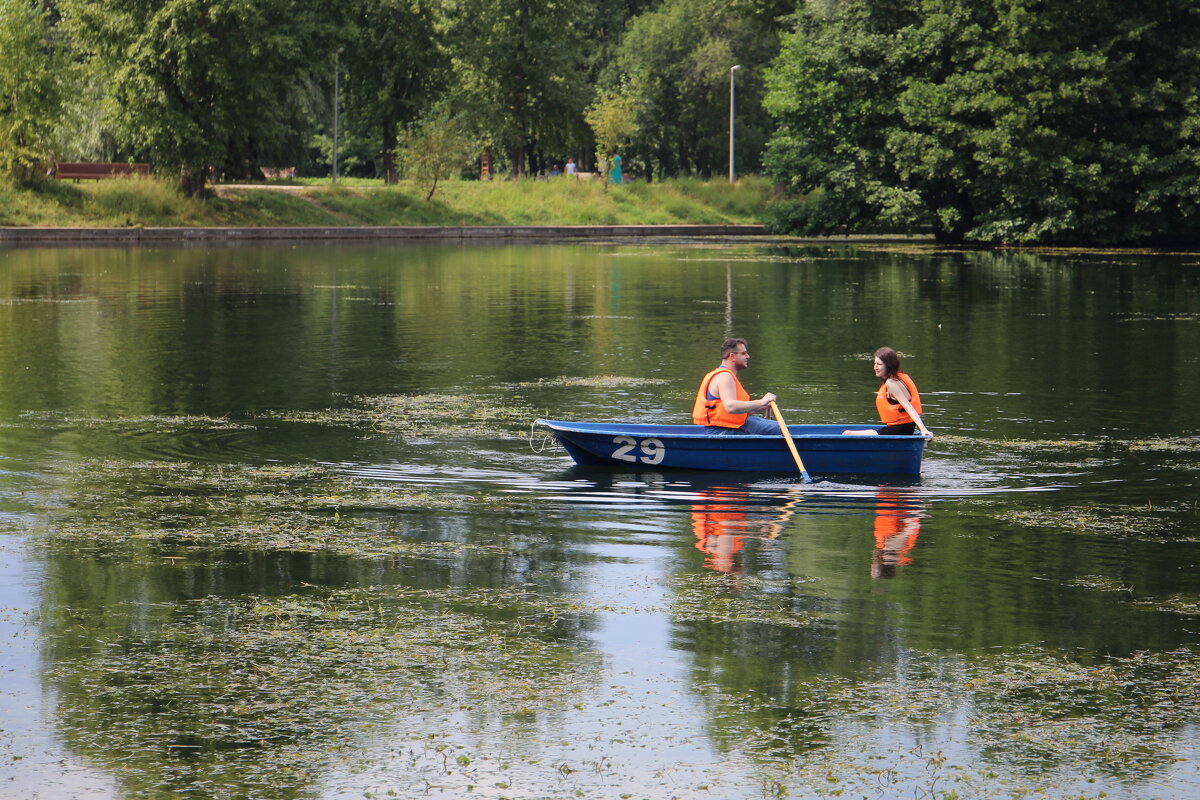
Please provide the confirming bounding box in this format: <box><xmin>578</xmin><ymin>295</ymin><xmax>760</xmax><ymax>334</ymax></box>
<box><xmin>0</xmin><ymin>223</ymin><xmax>769</xmax><ymax>244</ymax></box>
<box><xmin>0</xmin><ymin>223</ymin><xmax>938</xmax><ymax>246</ymax></box>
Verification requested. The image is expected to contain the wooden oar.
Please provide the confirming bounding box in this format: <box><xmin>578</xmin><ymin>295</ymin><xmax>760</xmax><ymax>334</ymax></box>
<box><xmin>769</xmin><ymin>401</ymin><xmax>814</xmax><ymax>483</ymax></box>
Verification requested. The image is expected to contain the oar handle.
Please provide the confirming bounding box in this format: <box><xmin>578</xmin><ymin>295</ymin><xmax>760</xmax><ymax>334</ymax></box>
<box><xmin>769</xmin><ymin>401</ymin><xmax>814</xmax><ymax>483</ymax></box>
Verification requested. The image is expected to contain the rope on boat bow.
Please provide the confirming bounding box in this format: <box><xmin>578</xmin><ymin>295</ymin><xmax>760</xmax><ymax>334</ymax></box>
<box><xmin>529</xmin><ymin>421</ymin><xmax>560</xmax><ymax>453</ymax></box>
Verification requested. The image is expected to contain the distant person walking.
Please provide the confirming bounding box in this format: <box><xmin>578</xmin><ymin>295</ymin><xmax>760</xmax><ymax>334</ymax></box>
<box><xmin>609</xmin><ymin>154</ymin><xmax>623</xmax><ymax>184</ymax></box>
<box><xmin>565</xmin><ymin>157</ymin><xmax>577</xmax><ymax>177</ymax></box>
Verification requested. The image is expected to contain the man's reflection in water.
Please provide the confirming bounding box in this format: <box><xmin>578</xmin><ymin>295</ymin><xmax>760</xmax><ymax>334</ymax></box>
<box><xmin>871</xmin><ymin>488</ymin><xmax>923</xmax><ymax>579</ymax></box>
<box><xmin>690</xmin><ymin>486</ymin><xmax>801</xmax><ymax>574</ymax></box>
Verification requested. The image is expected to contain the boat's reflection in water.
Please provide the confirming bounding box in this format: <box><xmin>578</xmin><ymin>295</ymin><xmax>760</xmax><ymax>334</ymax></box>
<box><xmin>342</xmin><ymin>457</ymin><xmax>1050</xmax><ymax>577</ymax></box>
<box><xmin>551</xmin><ymin>466</ymin><xmax>930</xmax><ymax>577</ymax></box>
<box><xmin>686</xmin><ymin>483</ymin><xmax>925</xmax><ymax>577</ymax></box>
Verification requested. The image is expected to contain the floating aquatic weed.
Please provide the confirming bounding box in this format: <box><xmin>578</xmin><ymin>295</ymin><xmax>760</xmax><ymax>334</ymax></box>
<box><xmin>996</xmin><ymin>501</ymin><xmax>1196</xmax><ymax>540</ymax></box>
<box><xmin>991</xmin><ymin>437</ymin><xmax>1104</xmax><ymax>451</ymax></box>
<box><xmin>701</xmin><ymin>646</ymin><xmax>1200</xmax><ymax>797</ymax></box>
<box><xmin>1132</xmin><ymin>593</ymin><xmax>1200</xmax><ymax>616</ymax></box>
<box><xmin>43</xmin><ymin>515</ymin><xmax>517</xmax><ymax>562</ymax></box>
<box><xmin>41</xmin><ymin>585</ymin><xmax>602</xmax><ymax>800</ymax></box>
<box><xmin>1066</xmin><ymin>575</ymin><xmax>1133</xmax><ymax>593</ymax></box>
<box><xmin>513</xmin><ymin>375</ymin><xmax>670</xmax><ymax>388</ymax></box>
<box><xmin>961</xmin><ymin>646</ymin><xmax>1200</xmax><ymax>779</ymax></box>
<box><xmin>369</xmin><ymin>583</ymin><xmax>624</xmax><ymax>622</ymax></box>
<box><xmin>953</xmin><ymin>434</ymin><xmax>1199</xmax><ymax>457</ymax></box>
<box><xmin>39</xmin><ymin>458</ymin><xmax>517</xmax><ymax>558</ymax></box>
<box><xmin>669</xmin><ymin>572</ymin><xmax>827</xmax><ymax>629</ymax></box>
<box><xmin>260</xmin><ymin>392</ymin><xmax>534</xmax><ymax>438</ymax></box>
<box><xmin>0</xmin><ymin>297</ymin><xmax>97</xmax><ymax>304</ymax></box>
<box><xmin>1125</xmin><ymin>436</ymin><xmax>1200</xmax><ymax>454</ymax></box>
<box><xmin>18</xmin><ymin>411</ymin><xmax>256</xmax><ymax>431</ymax></box>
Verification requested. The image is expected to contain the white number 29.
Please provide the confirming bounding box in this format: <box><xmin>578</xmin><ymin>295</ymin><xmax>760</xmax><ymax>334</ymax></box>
<box><xmin>611</xmin><ymin>436</ymin><xmax>665</xmax><ymax>465</ymax></box>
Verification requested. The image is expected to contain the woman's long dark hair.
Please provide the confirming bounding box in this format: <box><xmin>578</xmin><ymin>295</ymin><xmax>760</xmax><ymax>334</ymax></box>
<box><xmin>874</xmin><ymin>346</ymin><xmax>900</xmax><ymax>380</ymax></box>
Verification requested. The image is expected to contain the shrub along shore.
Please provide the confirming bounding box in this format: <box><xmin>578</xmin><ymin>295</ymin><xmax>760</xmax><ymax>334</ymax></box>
<box><xmin>0</xmin><ymin>176</ymin><xmax>774</xmax><ymax>230</ymax></box>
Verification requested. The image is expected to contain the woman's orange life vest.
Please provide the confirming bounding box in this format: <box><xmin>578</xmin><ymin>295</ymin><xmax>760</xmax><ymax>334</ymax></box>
<box><xmin>875</xmin><ymin>372</ymin><xmax>922</xmax><ymax>426</ymax></box>
<box><xmin>693</xmin><ymin>366</ymin><xmax>749</xmax><ymax>427</ymax></box>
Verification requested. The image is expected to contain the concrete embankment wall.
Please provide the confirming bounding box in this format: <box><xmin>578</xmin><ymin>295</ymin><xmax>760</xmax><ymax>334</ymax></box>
<box><xmin>0</xmin><ymin>224</ymin><xmax>768</xmax><ymax>244</ymax></box>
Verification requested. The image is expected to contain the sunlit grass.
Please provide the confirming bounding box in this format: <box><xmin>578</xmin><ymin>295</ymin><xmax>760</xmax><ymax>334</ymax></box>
<box><xmin>1</xmin><ymin>175</ymin><xmax>775</xmax><ymax>227</ymax></box>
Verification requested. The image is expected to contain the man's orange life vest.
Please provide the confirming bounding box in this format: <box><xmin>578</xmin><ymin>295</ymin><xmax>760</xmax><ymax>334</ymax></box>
<box><xmin>875</xmin><ymin>372</ymin><xmax>922</xmax><ymax>426</ymax></box>
<box><xmin>693</xmin><ymin>366</ymin><xmax>749</xmax><ymax>427</ymax></box>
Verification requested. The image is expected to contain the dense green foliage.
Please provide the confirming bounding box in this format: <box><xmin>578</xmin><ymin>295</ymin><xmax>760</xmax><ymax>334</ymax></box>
<box><xmin>9</xmin><ymin>0</ymin><xmax>780</xmax><ymax>193</ymax></box>
<box><xmin>0</xmin><ymin>0</ymin><xmax>70</xmax><ymax>183</ymax></box>
<box><xmin>764</xmin><ymin>0</ymin><xmax>1200</xmax><ymax>244</ymax></box>
<box><xmin>602</xmin><ymin>0</ymin><xmax>782</xmax><ymax>179</ymax></box>
<box><xmin>341</xmin><ymin>0</ymin><xmax>446</xmax><ymax>183</ymax></box>
<box><xmin>61</xmin><ymin>0</ymin><xmax>343</xmax><ymax>196</ymax></box>
<box><xmin>8</xmin><ymin>0</ymin><xmax>1200</xmax><ymax>243</ymax></box>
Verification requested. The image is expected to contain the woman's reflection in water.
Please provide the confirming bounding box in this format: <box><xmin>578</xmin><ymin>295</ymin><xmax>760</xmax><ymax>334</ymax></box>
<box><xmin>871</xmin><ymin>487</ymin><xmax>923</xmax><ymax>579</ymax></box>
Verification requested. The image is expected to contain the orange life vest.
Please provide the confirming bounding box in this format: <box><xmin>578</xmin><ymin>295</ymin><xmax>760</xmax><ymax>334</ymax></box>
<box><xmin>693</xmin><ymin>366</ymin><xmax>749</xmax><ymax>427</ymax></box>
<box><xmin>875</xmin><ymin>372</ymin><xmax>922</xmax><ymax>426</ymax></box>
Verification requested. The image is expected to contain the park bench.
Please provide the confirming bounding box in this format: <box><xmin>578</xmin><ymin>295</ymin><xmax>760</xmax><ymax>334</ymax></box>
<box><xmin>55</xmin><ymin>162</ymin><xmax>150</xmax><ymax>182</ymax></box>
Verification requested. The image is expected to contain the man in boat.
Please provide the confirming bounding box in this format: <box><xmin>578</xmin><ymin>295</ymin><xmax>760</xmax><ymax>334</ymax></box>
<box><xmin>693</xmin><ymin>338</ymin><xmax>779</xmax><ymax>435</ymax></box>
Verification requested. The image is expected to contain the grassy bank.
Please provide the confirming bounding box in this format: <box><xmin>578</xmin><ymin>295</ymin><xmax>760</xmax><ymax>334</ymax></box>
<box><xmin>0</xmin><ymin>175</ymin><xmax>774</xmax><ymax>228</ymax></box>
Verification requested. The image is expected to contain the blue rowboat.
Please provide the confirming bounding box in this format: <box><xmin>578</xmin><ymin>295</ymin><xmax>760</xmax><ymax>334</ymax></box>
<box><xmin>535</xmin><ymin>420</ymin><xmax>927</xmax><ymax>475</ymax></box>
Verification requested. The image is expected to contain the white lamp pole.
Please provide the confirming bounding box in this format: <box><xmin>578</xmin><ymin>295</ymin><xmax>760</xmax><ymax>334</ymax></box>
<box><xmin>729</xmin><ymin>64</ymin><xmax>742</xmax><ymax>184</ymax></box>
<box><xmin>333</xmin><ymin>47</ymin><xmax>344</xmax><ymax>184</ymax></box>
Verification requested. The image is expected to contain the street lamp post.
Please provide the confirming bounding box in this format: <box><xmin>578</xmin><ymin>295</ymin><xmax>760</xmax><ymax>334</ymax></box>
<box><xmin>729</xmin><ymin>64</ymin><xmax>742</xmax><ymax>184</ymax></box>
<box><xmin>333</xmin><ymin>47</ymin><xmax>344</xmax><ymax>184</ymax></box>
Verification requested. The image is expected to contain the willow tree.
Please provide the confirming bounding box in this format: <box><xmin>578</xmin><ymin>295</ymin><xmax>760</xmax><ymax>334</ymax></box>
<box><xmin>61</xmin><ymin>0</ymin><xmax>342</xmax><ymax>196</ymax></box>
<box><xmin>0</xmin><ymin>0</ymin><xmax>70</xmax><ymax>183</ymax></box>
<box><xmin>764</xmin><ymin>0</ymin><xmax>1200</xmax><ymax>244</ymax></box>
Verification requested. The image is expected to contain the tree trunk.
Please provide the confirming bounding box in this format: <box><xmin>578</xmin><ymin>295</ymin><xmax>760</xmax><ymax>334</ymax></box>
<box><xmin>512</xmin><ymin>143</ymin><xmax>526</xmax><ymax>179</ymax></box>
<box><xmin>180</xmin><ymin>167</ymin><xmax>207</xmax><ymax>199</ymax></box>
<box><xmin>382</xmin><ymin>117</ymin><xmax>397</xmax><ymax>184</ymax></box>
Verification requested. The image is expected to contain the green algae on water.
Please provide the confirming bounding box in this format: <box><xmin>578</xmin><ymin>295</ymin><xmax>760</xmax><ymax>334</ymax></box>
<box><xmin>996</xmin><ymin>501</ymin><xmax>1198</xmax><ymax>541</ymax></box>
<box><xmin>670</xmin><ymin>572</ymin><xmax>827</xmax><ymax>629</ymax></box>
<box><xmin>260</xmin><ymin>392</ymin><xmax>534</xmax><ymax>437</ymax></box>
<box><xmin>15</xmin><ymin>412</ymin><xmax>256</xmax><ymax>431</ymax></box>
<box><xmin>41</xmin><ymin>585</ymin><xmax>603</xmax><ymax>800</ymax></box>
<box><xmin>514</xmin><ymin>375</ymin><xmax>670</xmax><ymax>388</ymax></box>
<box><xmin>41</xmin><ymin>458</ymin><xmax>516</xmax><ymax>558</ymax></box>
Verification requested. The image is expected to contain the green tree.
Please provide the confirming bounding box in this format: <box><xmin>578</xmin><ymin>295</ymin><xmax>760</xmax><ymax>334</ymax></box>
<box><xmin>585</xmin><ymin>88</ymin><xmax>638</xmax><ymax>181</ymax></box>
<box><xmin>395</xmin><ymin>105</ymin><xmax>478</xmax><ymax>200</ymax></box>
<box><xmin>765</xmin><ymin>0</ymin><xmax>1200</xmax><ymax>244</ymax></box>
<box><xmin>341</xmin><ymin>0</ymin><xmax>446</xmax><ymax>183</ymax></box>
<box><xmin>440</xmin><ymin>0</ymin><xmax>590</xmax><ymax>177</ymax></box>
<box><xmin>61</xmin><ymin>0</ymin><xmax>343</xmax><ymax>196</ymax></box>
<box><xmin>605</xmin><ymin>0</ymin><xmax>780</xmax><ymax>179</ymax></box>
<box><xmin>0</xmin><ymin>0</ymin><xmax>70</xmax><ymax>183</ymax></box>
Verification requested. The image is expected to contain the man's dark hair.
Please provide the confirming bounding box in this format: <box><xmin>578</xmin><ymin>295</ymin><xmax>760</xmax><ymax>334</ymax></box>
<box><xmin>721</xmin><ymin>338</ymin><xmax>748</xmax><ymax>358</ymax></box>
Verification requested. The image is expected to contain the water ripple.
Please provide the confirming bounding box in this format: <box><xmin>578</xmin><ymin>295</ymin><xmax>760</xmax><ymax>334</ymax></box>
<box><xmin>339</xmin><ymin>456</ymin><xmax>1063</xmax><ymax>521</ymax></box>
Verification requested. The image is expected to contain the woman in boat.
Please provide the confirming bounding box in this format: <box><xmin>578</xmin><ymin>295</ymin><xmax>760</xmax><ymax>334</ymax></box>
<box><xmin>845</xmin><ymin>347</ymin><xmax>933</xmax><ymax>438</ymax></box>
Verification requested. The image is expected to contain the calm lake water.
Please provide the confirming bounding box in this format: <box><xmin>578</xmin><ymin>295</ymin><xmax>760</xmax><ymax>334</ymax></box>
<box><xmin>0</xmin><ymin>239</ymin><xmax>1197</xmax><ymax>800</ymax></box>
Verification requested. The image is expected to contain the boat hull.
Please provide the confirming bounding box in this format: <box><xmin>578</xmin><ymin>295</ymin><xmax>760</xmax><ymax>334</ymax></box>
<box><xmin>536</xmin><ymin>420</ymin><xmax>926</xmax><ymax>475</ymax></box>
